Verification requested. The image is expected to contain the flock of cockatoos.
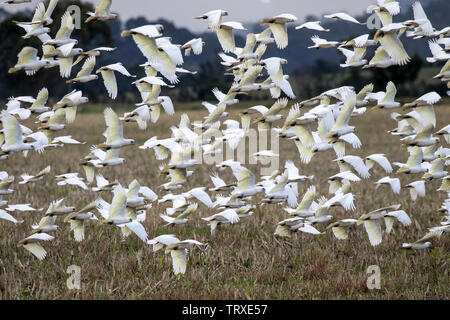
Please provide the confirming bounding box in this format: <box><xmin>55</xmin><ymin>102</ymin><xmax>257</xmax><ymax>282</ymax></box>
<box><xmin>1</xmin><ymin>0</ymin><xmax>449</xmax><ymax>275</ymax></box>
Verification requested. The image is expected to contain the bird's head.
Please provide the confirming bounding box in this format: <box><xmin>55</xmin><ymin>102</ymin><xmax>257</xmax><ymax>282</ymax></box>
<box><xmin>73</xmin><ymin>48</ymin><xmax>84</xmax><ymax>55</ymax></box>
<box><xmin>78</xmin><ymin>97</ymin><xmax>89</xmax><ymax>104</ymax></box>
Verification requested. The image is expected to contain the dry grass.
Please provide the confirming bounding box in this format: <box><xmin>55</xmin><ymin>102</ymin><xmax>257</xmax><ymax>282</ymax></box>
<box><xmin>0</xmin><ymin>103</ymin><xmax>449</xmax><ymax>300</ymax></box>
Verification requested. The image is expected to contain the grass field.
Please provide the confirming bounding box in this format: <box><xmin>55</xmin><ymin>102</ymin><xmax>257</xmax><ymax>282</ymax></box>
<box><xmin>0</xmin><ymin>102</ymin><xmax>449</xmax><ymax>300</ymax></box>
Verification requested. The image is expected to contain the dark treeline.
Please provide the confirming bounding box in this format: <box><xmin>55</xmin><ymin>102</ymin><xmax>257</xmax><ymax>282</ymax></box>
<box><xmin>0</xmin><ymin>0</ymin><xmax>448</xmax><ymax>105</ymax></box>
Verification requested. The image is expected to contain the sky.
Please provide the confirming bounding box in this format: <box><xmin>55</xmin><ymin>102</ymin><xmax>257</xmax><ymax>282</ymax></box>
<box><xmin>4</xmin><ymin>0</ymin><xmax>377</xmax><ymax>32</ymax></box>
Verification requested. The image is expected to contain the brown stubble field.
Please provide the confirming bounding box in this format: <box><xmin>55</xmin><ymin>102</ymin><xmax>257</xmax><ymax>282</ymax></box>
<box><xmin>0</xmin><ymin>102</ymin><xmax>449</xmax><ymax>300</ymax></box>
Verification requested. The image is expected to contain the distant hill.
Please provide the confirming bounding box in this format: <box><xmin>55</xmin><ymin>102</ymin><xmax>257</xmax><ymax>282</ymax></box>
<box><xmin>239</xmin><ymin>0</ymin><xmax>450</xmax><ymax>71</ymax></box>
<box><xmin>0</xmin><ymin>8</ymin><xmax>8</xmax><ymax>21</ymax></box>
<box><xmin>100</xmin><ymin>0</ymin><xmax>449</xmax><ymax>72</ymax></box>
<box><xmin>0</xmin><ymin>0</ymin><xmax>448</xmax><ymax>101</ymax></box>
<box><xmin>1</xmin><ymin>0</ymin><xmax>448</xmax><ymax>73</ymax></box>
